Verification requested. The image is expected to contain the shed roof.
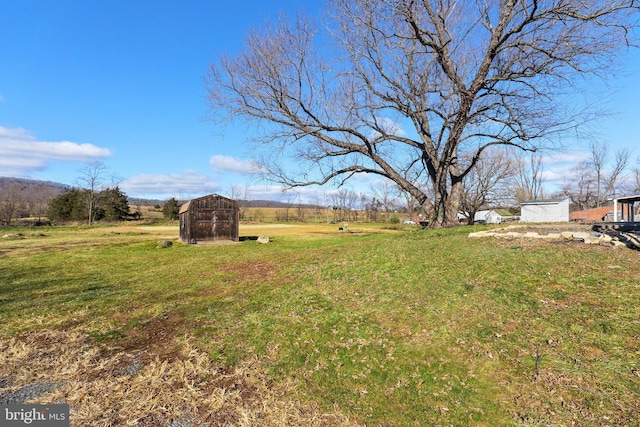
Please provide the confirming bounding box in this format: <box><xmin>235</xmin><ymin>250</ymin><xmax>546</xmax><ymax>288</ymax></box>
<box><xmin>178</xmin><ymin>194</ymin><xmax>236</xmax><ymax>215</ymax></box>
<box><xmin>178</xmin><ymin>200</ymin><xmax>191</xmax><ymax>215</ymax></box>
<box><xmin>521</xmin><ymin>198</ymin><xmax>569</xmax><ymax>205</ymax></box>
<box><xmin>475</xmin><ymin>209</ymin><xmax>501</xmax><ymax>217</ymax></box>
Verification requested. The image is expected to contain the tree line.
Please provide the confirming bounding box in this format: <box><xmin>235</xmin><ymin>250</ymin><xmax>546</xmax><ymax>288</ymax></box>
<box><xmin>0</xmin><ymin>162</ymin><xmax>174</xmax><ymax>226</ymax></box>
<box><xmin>2</xmin><ymin>144</ymin><xmax>638</xmax><ymax>226</ymax></box>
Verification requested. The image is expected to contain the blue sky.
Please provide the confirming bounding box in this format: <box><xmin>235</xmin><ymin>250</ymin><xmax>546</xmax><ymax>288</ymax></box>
<box><xmin>1</xmin><ymin>0</ymin><xmax>639</xmax><ymax>202</ymax></box>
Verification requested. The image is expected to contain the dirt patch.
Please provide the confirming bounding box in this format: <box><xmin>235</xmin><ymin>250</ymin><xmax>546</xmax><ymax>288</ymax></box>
<box><xmin>0</xmin><ymin>329</ymin><xmax>362</xmax><ymax>426</ymax></box>
<box><xmin>228</xmin><ymin>261</ymin><xmax>279</xmax><ymax>278</ymax></box>
<box><xmin>105</xmin><ymin>311</ymin><xmax>186</xmax><ymax>362</ymax></box>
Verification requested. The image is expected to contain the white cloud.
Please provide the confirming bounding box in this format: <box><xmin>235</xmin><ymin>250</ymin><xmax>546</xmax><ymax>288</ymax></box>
<box><xmin>0</xmin><ymin>126</ymin><xmax>111</xmax><ymax>176</ymax></box>
<box><xmin>541</xmin><ymin>152</ymin><xmax>590</xmax><ymax>165</ymax></box>
<box><xmin>369</xmin><ymin>117</ymin><xmax>407</xmax><ymax>140</ymax></box>
<box><xmin>536</xmin><ymin>150</ymin><xmax>595</xmax><ymax>191</ymax></box>
<box><xmin>121</xmin><ymin>170</ymin><xmax>222</xmax><ymax>199</ymax></box>
<box><xmin>542</xmin><ymin>166</ymin><xmax>574</xmax><ymax>186</ymax></box>
<box><xmin>244</xmin><ymin>184</ymin><xmax>287</xmax><ymax>199</ymax></box>
<box><xmin>209</xmin><ymin>155</ymin><xmax>258</xmax><ymax>174</ymax></box>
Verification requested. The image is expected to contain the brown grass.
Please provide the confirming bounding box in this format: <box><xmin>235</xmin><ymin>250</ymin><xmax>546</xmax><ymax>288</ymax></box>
<box><xmin>0</xmin><ymin>330</ymin><xmax>361</xmax><ymax>426</ymax></box>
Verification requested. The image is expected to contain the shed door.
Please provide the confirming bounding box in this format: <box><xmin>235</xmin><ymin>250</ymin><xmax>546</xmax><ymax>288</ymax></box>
<box><xmin>194</xmin><ymin>209</ymin><xmax>215</xmax><ymax>241</ymax></box>
<box><xmin>213</xmin><ymin>209</ymin><xmax>234</xmax><ymax>240</ymax></box>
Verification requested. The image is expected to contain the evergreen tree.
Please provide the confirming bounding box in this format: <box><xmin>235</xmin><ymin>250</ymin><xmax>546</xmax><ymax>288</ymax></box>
<box><xmin>162</xmin><ymin>198</ymin><xmax>180</xmax><ymax>220</ymax></box>
<box><xmin>98</xmin><ymin>187</ymin><xmax>137</xmax><ymax>221</ymax></box>
<box><xmin>47</xmin><ymin>187</ymin><xmax>139</xmax><ymax>223</ymax></box>
<box><xmin>47</xmin><ymin>189</ymin><xmax>87</xmax><ymax>222</ymax></box>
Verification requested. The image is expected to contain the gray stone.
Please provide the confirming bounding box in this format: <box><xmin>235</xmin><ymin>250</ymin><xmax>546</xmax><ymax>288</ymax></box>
<box><xmin>157</xmin><ymin>240</ymin><xmax>173</xmax><ymax>248</ymax></box>
<box><xmin>572</xmin><ymin>232</ymin><xmax>592</xmax><ymax>241</ymax></box>
<box><xmin>598</xmin><ymin>234</ymin><xmax>613</xmax><ymax>243</ymax></box>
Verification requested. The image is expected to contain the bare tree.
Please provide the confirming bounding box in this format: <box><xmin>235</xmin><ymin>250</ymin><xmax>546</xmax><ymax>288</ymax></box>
<box><xmin>229</xmin><ymin>184</ymin><xmax>251</xmax><ymax>221</ymax></box>
<box><xmin>460</xmin><ymin>147</ymin><xmax>516</xmax><ymax>225</ymax></box>
<box><xmin>331</xmin><ymin>189</ymin><xmax>358</xmax><ymax>222</ymax></box>
<box><xmin>77</xmin><ymin>161</ymin><xmax>109</xmax><ymax>225</ymax></box>
<box><xmin>307</xmin><ymin>191</ymin><xmax>324</xmax><ymax>222</ymax></box>
<box><xmin>370</xmin><ymin>180</ymin><xmax>399</xmax><ymax>222</ymax></box>
<box><xmin>564</xmin><ymin>142</ymin><xmax>630</xmax><ymax>208</ymax></box>
<box><xmin>603</xmin><ymin>147</ymin><xmax>630</xmax><ymax>203</ymax></box>
<box><xmin>28</xmin><ymin>186</ymin><xmax>56</xmax><ymax>223</ymax></box>
<box><xmin>634</xmin><ymin>157</ymin><xmax>640</xmax><ymax>193</ymax></box>
<box><xmin>563</xmin><ymin>161</ymin><xmax>595</xmax><ymax>210</ymax></box>
<box><xmin>589</xmin><ymin>141</ymin><xmax>630</xmax><ymax>206</ymax></box>
<box><xmin>207</xmin><ymin>0</ymin><xmax>639</xmax><ymax>227</ymax></box>
<box><xmin>0</xmin><ymin>182</ymin><xmax>23</xmax><ymax>225</ymax></box>
<box><xmin>514</xmin><ymin>153</ymin><xmax>546</xmax><ymax>204</ymax></box>
<box><xmin>398</xmin><ymin>185</ymin><xmax>421</xmax><ymax>219</ymax></box>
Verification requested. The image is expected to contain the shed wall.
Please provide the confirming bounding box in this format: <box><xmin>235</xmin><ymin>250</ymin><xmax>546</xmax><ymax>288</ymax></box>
<box><xmin>521</xmin><ymin>199</ymin><xmax>569</xmax><ymax>223</ymax></box>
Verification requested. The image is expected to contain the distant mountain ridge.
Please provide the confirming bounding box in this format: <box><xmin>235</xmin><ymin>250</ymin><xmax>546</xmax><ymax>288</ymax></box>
<box><xmin>0</xmin><ymin>177</ymin><xmax>320</xmax><ymax>208</ymax></box>
<box><xmin>0</xmin><ymin>176</ymin><xmax>71</xmax><ymax>195</ymax></box>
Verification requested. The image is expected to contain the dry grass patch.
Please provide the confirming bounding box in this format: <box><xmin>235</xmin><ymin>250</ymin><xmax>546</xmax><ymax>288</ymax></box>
<box><xmin>0</xmin><ymin>329</ymin><xmax>361</xmax><ymax>426</ymax></box>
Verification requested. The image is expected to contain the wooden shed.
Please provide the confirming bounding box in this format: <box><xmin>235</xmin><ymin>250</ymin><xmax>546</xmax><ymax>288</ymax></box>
<box><xmin>179</xmin><ymin>194</ymin><xmax>239</xmax><ymax>244</ymax></box>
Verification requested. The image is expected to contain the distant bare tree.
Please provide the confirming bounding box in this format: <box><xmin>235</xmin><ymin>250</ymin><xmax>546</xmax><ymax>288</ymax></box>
<box><xmin>0</xmin><ymin>183</ymin><xmax>23</xmax><ymax>225</ymax></box>
<box><xmin>398</xmin><ymin>186</ymin><xmax>421</xmax><ymax>219</ymax></box>
<box><xmin>29</xmin><ymin>186</ymin><xmax>56</xmax><ymax>223</ymax></box>
<box><xmin>229</xmin><ymin>184</ymin><xmax>251</xmax><ymax>221</ymax></box>
<box><xmin>634</xmin><ymin>158</ymin><xmax>640</xmax><ymax>193</ymax></box>
<box><xmin>460</xmin><ymin>147</ymin><xmax>516</xmax><ymax>225</ymax></box>
<box><xmin>588</xmin><ymin>141</ymin><xmax>630</xmax><ymax>205</ymax></box>
<box><xmin>564</xmin><ymin>141</ymin><xmax>630</xmax><ymax>208</ymax></box>
<box><xmin>514</xmin><ymin>153</ymin><xmax>545</xmax><ymax>204</ymax></box>
<box><xmin>306</xmin><ymin>192</ymin><xmax>324</xmax><ymax>222</ymax></box>
<box><xmin>563</xmin><ymin>161</ymin><xmax>594</xmax><ymax>211</ymax></box>
<box><xmin>294</xmin><ymin>194</ymin><xmax>307</xmax><ymax>222</ymax></box>
<box><xmin>370</xmin><ymin>180</ymin><xmax>399</xmax><ymax>222</ymax></box>
<box><xmin>77</xmin><ymin>161</ymin><xmax>109</xmax><ymax>225</ymax></box>
<box><xmin>282</xmin><ymin>191</ymin><xmax>297</xmax><ymax>222</ymax></box>
<box><xmin>207</xmin><ymin>0</ymin><xmax>639</xmax><ymax>227</ymax></box>
<box><xmin>331</xmin><ymin>189</ymin><xmax>358</xmax><ymax>222</ymax></box>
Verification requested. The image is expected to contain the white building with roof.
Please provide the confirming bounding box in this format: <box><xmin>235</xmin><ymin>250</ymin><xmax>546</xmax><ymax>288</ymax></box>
<box><xmin>520</xmin><ymin>198</ymin><xmax>569</xmax><ymax>223</ymax></box>
<box><xmin>474</xmin><ymin>210</ymin><xmax>502</xmax><ymax>224</ymax></box>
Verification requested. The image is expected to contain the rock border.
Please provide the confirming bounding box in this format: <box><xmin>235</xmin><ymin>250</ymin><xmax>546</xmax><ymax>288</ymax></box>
<box><xmin>469</xmin><ymin>226</ymin><xmax>640</xmax><ymax>249</ymax></box>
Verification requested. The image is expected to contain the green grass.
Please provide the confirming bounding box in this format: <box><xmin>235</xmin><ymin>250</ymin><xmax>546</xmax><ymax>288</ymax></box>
<box><xmin>1</xmin><ymin>223</ymin><xmax>639</xmax><ymax>426</ymax></box>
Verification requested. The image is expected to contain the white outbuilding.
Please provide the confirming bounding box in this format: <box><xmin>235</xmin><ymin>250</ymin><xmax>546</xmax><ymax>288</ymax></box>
<box><xmin>474</xmin><ymin>210</ymin><xmax>502</xmax><ymax>224</ymax></box>
<box><xmin>520</xmin><ymin>198</ymin><xmax>569</xmax><ymax>223</ymax></box>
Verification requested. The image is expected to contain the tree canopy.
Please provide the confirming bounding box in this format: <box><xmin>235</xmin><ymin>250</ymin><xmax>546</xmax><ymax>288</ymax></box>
<box><xmin>207</xmin><ymin>0</ymin><xmax>639</xmax><ymax>226</ymax></box>
<box><xmin>162</xmin><ymin>198</ymin><xmax>181</xmax><ymax>220</ymax></box>
<box><xmin>48</xmin><ymin>187</ymin><xmax>137</xmax><ymax>223</ymax></box>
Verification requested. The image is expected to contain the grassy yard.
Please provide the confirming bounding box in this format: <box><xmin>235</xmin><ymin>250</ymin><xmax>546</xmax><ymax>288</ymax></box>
<box><xmin>1</xmin><ymin>222</ymin><xmax>639</xmax><ymax>426</ymax></box>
